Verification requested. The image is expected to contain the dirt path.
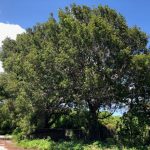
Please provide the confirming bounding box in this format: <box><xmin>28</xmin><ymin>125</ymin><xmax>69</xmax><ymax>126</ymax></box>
<box><xmin>0</xmin><ymin>140</ymin><xmax>25</xmax><ymax>150</ymax></box>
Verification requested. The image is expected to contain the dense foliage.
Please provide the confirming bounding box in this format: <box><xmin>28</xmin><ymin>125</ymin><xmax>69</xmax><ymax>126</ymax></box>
<box><xmin>0</xmin><ymin>4</ymin><xmax>149</xmax><ymax>147</ymax></box>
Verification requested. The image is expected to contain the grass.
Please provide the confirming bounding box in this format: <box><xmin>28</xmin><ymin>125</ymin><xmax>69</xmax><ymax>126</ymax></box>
<box><xmin>17</xmin><ymin>139</ymin><xmax>150</xmax><ymax>150</ymax></box>
<box><xmin>17</xmin><ymin>139</ymin><xmax>52</xmax><ymax>150</ymax></box>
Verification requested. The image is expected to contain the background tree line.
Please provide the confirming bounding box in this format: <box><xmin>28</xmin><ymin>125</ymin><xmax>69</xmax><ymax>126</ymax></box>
<box><xmin>0</xmin><ymin>4</ymin><xmax>149</xmax><ymax>146</ymax></box>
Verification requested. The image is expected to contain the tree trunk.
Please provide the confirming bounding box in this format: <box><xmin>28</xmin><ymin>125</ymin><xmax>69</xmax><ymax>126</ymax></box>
<box><xmin>44</xmin><ymin>111</ymin><xmax>49</xmax><ymax>128</ymax></box>
<box><xmin>88</xmin><ymin>102</ymin><xmax>100</xmax><ymax>140</ymax></box>
<box><xmin>89</xmin><ymin>110</ymin><xmax>100</xmax><ymax>140</ymax></box>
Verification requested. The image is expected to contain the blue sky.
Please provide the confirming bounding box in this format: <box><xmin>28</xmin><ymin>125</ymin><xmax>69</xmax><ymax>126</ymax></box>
<box><xmin>0</xmin><ymin>0</ymin><xmax>150</xmax><ymax>34</ymax></box>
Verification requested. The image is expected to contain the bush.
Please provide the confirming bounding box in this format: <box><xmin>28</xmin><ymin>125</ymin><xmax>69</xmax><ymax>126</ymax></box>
<box><xmin>119</xmin><ymin>112</ymin><xmax>149</xmax><ymax>147</ymax></box>
<box><xmin>18</xmin><ymin>139</ymin><xmax>55</xmax><ymax>150</ymax></box>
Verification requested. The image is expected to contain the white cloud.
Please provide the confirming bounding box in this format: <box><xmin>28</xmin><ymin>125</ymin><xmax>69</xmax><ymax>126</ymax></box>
<box><xmin>0</xmin><ymin>23</ymin><xmax>25</xmax><ymax>47</ymax></box>
<box><xmin>0</xmin><ymin>23</ymin><xmax>25</xmax><ymax>72</ymax></box>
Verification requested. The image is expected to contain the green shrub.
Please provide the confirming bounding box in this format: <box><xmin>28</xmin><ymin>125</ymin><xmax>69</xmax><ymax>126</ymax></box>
<box><xmin>119</xmin><ymin>112</ymin><xmax>149</xmax><ymax>147</ymax></box>
<box><xmin>18</xmin><ymin>139</ymin><xmax>54</xmax><ymax>150</ymax></box>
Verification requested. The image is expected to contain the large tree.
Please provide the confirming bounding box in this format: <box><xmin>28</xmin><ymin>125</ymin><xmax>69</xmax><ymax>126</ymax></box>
<box><xmin>0</xmin><ymin>4</ymin><xmax>148</xmax><ymax>139</ymax></box>
<box><xmin>55</xmin><ymin>5</ymin><xmax>148</xmax><ymax>139</ymax></box>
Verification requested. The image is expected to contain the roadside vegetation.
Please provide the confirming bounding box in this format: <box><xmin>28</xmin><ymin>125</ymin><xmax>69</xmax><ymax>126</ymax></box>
<box><xmin>17</xmin><ymin>139</ymin><xmax>149</xmax><ymax>150</ymax></box>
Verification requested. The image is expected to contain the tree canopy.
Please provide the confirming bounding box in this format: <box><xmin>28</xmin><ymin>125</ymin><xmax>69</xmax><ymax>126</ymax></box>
<box><xmin>0</xmin><ymin>4</ymin><xmax>149</xmax><ymax>142</ymax></box>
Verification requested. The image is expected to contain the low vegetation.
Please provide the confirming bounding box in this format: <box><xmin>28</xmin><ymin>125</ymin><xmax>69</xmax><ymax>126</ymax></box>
<box><xmin>17</xmin><ymin>139</ymin><xmax>149</xmax><ymax>150</ymax></box>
